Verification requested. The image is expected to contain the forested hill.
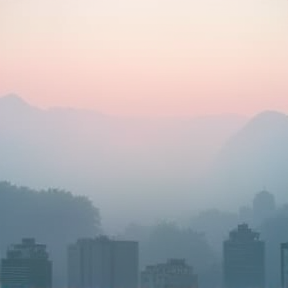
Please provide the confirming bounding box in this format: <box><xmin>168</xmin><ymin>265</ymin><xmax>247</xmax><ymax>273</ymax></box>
<box><xmin>0</xmin><ymin>181</ymin><xmax>101</xmax><ymax>287</ymax></box>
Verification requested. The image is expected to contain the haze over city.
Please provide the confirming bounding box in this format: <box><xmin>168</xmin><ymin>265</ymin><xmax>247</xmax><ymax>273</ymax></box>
<box><xmin>1</xmin><ymin>1</ymin><xmax>288</xmax><ymax>288</ymax></box>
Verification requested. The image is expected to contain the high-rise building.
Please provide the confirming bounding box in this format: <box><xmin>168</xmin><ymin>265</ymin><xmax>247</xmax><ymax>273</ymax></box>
<box><xmin>0</xmin><ymin>238</ymin><xmax>52</xmax><ymax>288</ymax></box>
<box><xmin>223</xmin><ymin>224</ymin><xmax>265</xmax><ymax>288</ymax></box>
<box><xmin>141</xmin><ymin>259</ymin><xmax>198</xmax><ymax>288</ymax></box>
<box><xmin>68</xmin><ymin>236</ymin><xmax>139</xmax><ymax>288</ymax></box>
<box><xmin>281</xmin><ymin>243</ymin><xmax>288</xmax><ymax>288</ymax></box>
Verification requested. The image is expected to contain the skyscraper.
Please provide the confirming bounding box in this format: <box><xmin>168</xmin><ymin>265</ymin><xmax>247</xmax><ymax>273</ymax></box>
<box><xmin>141</xmin><ymin>259</ymin><xmax>198</xmax><ymax>288</ymax></box>
<box><xmin>281</xmin><ymin>243</ymin><xmax>288</xmax><ymax>288</ymax></box>
<box><xmin>0</xmin><ymin>238</ymin><xmax>52</xmax><ymax>288</ymax></box>
<box><xmin>68</xmin><ymin>236</ymin><xmax>139</xmax><ymax>288</ymax></box>
<box><xmin>223</xmin><ymin>224</ymin><xmax>265</xmax><ymax>288</ymax></box>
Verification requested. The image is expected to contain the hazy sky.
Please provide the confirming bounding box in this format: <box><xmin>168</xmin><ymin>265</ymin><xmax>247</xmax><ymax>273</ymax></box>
<box><xmin>1</xmin><ymin>0</ymin><xmax>287</xmax><ymax>116</ymax></box>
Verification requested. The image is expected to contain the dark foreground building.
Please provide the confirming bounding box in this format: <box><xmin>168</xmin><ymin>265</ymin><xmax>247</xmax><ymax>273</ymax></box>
<box><xmin>141</xmin><ymin>259</ymin><xmax>198</xmax><ymax>288</ymax></box>
<box><xmin>223</xmin><ymin>224</ymin><xmax>265</xmax><ymax>288</ymax></box>
<box><xmin>1</xmin><ymin>238</ymin><xmax>52</xmax><ymax>288</ymax></box>
<box><xmin>68</xmin><ymin>236</ymin><xmax>139</xmax><ymax>288</ymax></box>
<box><xmin>281</xmin><ymin>243</ymin><xmax>288</xmax><ymax>288</ymax></box>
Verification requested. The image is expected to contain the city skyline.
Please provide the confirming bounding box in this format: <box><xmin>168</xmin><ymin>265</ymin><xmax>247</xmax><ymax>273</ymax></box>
<box><xmin>0</xmin><ymin>183</ymin><xmax>286</xmax><ymax>288</ymax></box>
<box><xmin>1</xmin><ymin>0</ymin><xmax>288</xmax><ymax>286</ymax></box>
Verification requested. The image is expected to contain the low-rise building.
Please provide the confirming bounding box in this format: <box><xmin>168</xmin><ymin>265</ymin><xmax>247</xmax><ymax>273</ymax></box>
<box><xmin>141</xmin><ymin>259</ymin><xmax>198</xmax><ymax>288</ymax></box>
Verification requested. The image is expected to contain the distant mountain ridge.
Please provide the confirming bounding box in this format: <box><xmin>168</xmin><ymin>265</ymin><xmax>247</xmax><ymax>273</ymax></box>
<box><xmin>0</xmin><ymin>93</ymin><xmax>30</xmax><ymax>106</ymax></box>
<box><xmin>0</xmin><ymin>94</ymin><xmax>248</xmax><ymax>230</ymax></box>
<box><xmin>206</xmin><ymin>110</ymin><xmax>288</xmax><ymax>208</ymax></box>
<box><xmin>2</xmin><ymin>94</ymin><xmax>288</xmax><ymax>228</ymax></box>
<box><xmin>3</xmin><ymin>94</ymin><xmax>288</xmax><ymax>228</ymax></box>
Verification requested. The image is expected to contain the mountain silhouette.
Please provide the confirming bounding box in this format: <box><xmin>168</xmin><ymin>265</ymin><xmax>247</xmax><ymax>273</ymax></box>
<box><xmin>0</xmin><ymin>93</ymin><xmax>30</xmax><ymax>108</ymax></box>
<box><xmin>207</xmin><ymin>110</ymin><xmax>288</xmax><ymax>208</ymax></box>
<box><xmin>0</xmin><ymin>94</ymin><xmax>247</xmax><ymax>229</ymax></box>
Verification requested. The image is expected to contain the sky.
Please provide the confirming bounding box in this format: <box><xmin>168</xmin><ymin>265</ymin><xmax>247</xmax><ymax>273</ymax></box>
<box><xmin>0</xmin><ymin>0</ymin><xmax>288</xmax><ymax>116</ymax></box>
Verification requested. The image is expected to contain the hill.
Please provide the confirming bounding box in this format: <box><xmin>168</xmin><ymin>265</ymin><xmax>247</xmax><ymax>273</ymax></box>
<box><xmin>206</xmin><ymin>110</ymin><xmax>288</xmax><ymax>208</ymax></box>
<box><xmin>0</xmin><ymin>94</ymin><xmax>247</xmax><ymax>230</ymax></box>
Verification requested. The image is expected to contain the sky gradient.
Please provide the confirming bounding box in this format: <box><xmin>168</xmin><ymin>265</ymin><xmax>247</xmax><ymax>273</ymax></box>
<box><xmin>1</xmin><ymin>0</ymin><xmax>288</xmax><ymax>116</ymax></box>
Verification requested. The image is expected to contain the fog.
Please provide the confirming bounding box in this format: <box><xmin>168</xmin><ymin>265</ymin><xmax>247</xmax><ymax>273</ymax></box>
<box><xmin>1</xmin><ymin>0</ymin><xmax>288</xmax><ymax>287</ymax></box>
<box><xmin>1</xmin><ymin>94</ymin><xmax>288</xmax><ymax>288</ymax></box>
<box><xmin>1</xmin><ymin>94</ymin><xmax>288</xmax><ymax>231</ymax></box>
<box><xmin>0</xmin><ymin>94</ymin><xmax>250</xmax><ymax>231</ymax></box>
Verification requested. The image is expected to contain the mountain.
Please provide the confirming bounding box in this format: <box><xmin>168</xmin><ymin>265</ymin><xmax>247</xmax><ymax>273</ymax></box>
<box><xmin>206</xmin><ymin>110</ymin><xmax>288</xmax><ymax>209</ymax></box>
<box><xmin>0</xmin><ymin>93</ymin><xmax>30</xmax><ymax>109</ymax></box>
<box><xmin>0</xmin><ymin>94</ymin><xmax>247</xmax><ymax>230</ymax></box>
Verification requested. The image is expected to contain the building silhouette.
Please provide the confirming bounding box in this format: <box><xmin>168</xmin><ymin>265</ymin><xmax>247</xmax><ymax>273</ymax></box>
<box><xmin>281</xmin><ymin>243</ymin><xmax>288</xmax><ymax>288</ymax></box>
<box><xmin>253</xmin><ymin>190</ymin><xmax>276</xmax><ymax>225</ymax></box>
<box><xmin>68</xmin><ymin>236</ymin><xmax>139</xmax><ymax>288</ymax></box>
<box><xmin>141</xmin><ymin>259</ymin><xmax>198</xmax><ymax>288</ymax></box>
<box><xmin>0</xmin><ymin>238</ymin><xmax>52</xmax><ymax>288</ymax></box>
<box><xmin>223</xmin><ymin>224</ymin><xmax>265</xmax><ymax>288</ymax></box>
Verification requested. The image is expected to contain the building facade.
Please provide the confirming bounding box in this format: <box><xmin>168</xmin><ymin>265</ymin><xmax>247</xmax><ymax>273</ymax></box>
<box><xmin>141</xmin><ymin>259</ymin><xmax>198</xmax><ymax>288</ymax></box>
<box><xmin>281</xmin><ymin>243</ymin><xmax>288</xmax><ymax>288</ymax></box>
<box><xmin>0</xmin><ymin>238</ymin><xmax>52</xmax><ymax>288</ymax></box>
<box><xmin>68</xmin><ymin>236</ymin><xmax>139</xmax><ymax>288</ymax></box>
<box><xmin>223</xmin><ymin>224</ymin><xmax>265</xmax><ymax>288</ymax></box>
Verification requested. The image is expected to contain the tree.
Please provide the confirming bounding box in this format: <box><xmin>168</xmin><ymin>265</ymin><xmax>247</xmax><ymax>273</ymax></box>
<box><xmin>0</xmin><ymin>181</ymin><xmax>101</xmax><ymax>287</ymax></box>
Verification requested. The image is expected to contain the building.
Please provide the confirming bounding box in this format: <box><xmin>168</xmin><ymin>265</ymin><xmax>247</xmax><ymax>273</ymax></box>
<box><xmin>253</xmin><ymin>190</ymin><xmax>276</xmax><ymax>225</ymax></box>
<box><xmin>0</xmin><ymin>238</ymin><xmax>52</xmax><ymax>288</ymax></box>
<box><xmin>281</xmin><ymin>243</ymin><xmax>288</xmax><ymax>288</ymax></box>
<box><xmin>141</xmin><ymin>259</ymin><xmax>198</xmax><ymax>288</ymax></box>
<box><xmin>223</xmin><ymin>224</ymin><xmax>265</xmax><ymax>288</ymax></box>
<box><xmin>68</xmin><ymin>236</ymin><xmax>139</xmax><ymax>288</ymax></box>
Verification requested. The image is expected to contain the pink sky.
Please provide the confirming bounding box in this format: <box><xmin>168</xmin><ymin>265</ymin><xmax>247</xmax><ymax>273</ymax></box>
<box><xmin>0</xmin><ymin>0</ymin><xmax>288</xmax><ymax>116</ymax></box>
